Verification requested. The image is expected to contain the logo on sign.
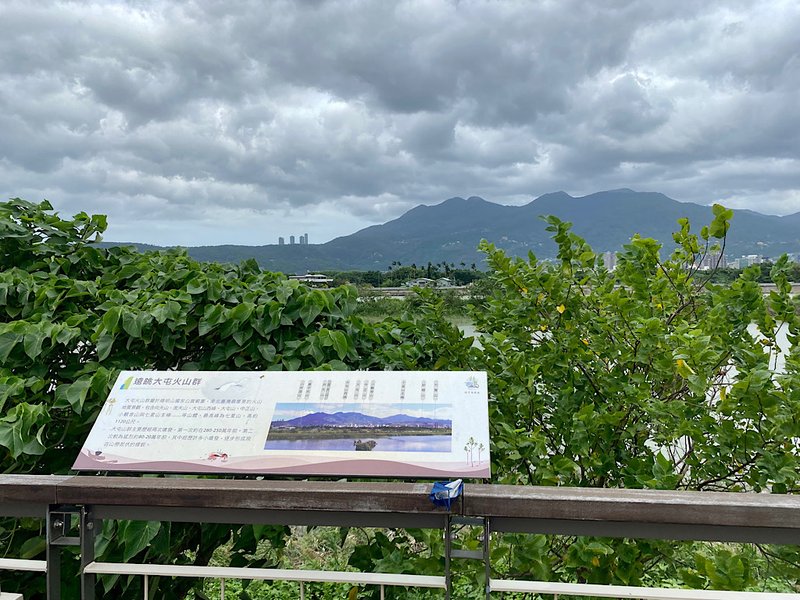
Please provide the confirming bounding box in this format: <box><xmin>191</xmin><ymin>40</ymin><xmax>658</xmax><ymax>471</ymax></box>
<box><xmin>119</xmin><ymin>376</ymin><xmax>133</xmax><ymax>390</ymax></box>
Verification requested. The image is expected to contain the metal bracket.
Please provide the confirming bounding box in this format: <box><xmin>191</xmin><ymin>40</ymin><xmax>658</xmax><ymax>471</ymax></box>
<box><xmin>48</xmin><ymin>506</ymin><xmax>81</xmax><ymax>547</ymax></box>
<box><xmin>46</xmin><ymin>505</ymin><xmax>97</xmax><ymax>600</ymax></box>
<box><xmin>47</xmin><ymin>505</ymin><xmax>81</xmax><ymax>600</ymax></box>
<box><xmin>444</xmin><ymin>515</ymin><xmax>491</xmax><ymax>600</ymax></box>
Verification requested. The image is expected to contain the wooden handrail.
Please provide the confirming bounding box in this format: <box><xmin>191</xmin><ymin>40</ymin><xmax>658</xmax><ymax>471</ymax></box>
<box><xmin>467</xmin><ymin>483</ymin><xmax>800</xmax><ymax>527</ymax></box>
<box><xmin>466</xmin><ymin>484</ymin><xmax>800</xmax><ymax>542</ymax></box>
<box><xmin>0</xmin><ymin>475</ymin><xmax>68</xmax><ymax>517</ymax></box>
<box><xmin>57</xmin><ymin>476</ymin><xmax>437</xmax><ymax>514</ymax></box>
<box><xmin>1</xmin><ymin>474</ymin><xmax>799</xmax><ymax>542</ymax></box>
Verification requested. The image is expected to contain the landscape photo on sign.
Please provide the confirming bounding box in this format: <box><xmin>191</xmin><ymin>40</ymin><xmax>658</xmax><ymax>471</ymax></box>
<box><xmin>264</xmin><ymin>402</ymin><xmax>453</xmax><ymax>452</ymax></box>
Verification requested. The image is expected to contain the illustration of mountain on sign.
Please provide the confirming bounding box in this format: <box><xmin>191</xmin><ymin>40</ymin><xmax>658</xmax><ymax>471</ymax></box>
<box><xmin>265</xmin><ymin>402</ymin><xmax>453</xmax><ymax>452</ymax></box>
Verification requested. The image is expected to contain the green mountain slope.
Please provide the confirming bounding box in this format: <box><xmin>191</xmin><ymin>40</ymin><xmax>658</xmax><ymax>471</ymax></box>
<box><xmin>102</xmin><ymin>190</ymin><xmax>800</xmax><ymax>271</ymax></box>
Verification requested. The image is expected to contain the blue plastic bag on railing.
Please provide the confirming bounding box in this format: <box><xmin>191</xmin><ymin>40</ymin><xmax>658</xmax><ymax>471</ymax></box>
<box><xmin>429</xmin><ymin>479</ymin><xmax>463</xmax><ymax>509</ymax></box>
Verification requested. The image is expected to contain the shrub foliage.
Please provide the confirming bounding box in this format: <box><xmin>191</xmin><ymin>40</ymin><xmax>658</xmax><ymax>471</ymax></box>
<box><xmin>1</xmin><ymin>198</ymin><xmax>798</xmax><ymax>597</ymax></box>
<box><xmin>472</xmin><ymin>210</ymin><xmax>799</xmax><ymax>588</ymax></box>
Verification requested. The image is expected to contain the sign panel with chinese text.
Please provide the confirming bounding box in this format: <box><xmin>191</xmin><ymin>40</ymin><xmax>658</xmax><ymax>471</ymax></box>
<box><xmin>73</xmin><ymin>370</ymin><xmax>490</xmax><ymax>478</ymax></box>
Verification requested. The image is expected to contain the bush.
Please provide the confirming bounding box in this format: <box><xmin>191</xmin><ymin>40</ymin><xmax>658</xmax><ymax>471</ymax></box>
<box><xmin>2</xmin><ymin>199</ymin><xmax>798</xmax><ymax>595</ymax></box>
<box><xmin>472</xmin><ymin>210</ymin><xmax>800</xmax><ymax>587</ymax></box>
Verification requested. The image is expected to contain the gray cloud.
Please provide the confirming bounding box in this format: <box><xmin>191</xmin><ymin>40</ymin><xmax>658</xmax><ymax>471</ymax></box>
<box><xmin>0</xmin><ymin>0</ymin><xmax>798</xmax><ymax>247</ymax></box>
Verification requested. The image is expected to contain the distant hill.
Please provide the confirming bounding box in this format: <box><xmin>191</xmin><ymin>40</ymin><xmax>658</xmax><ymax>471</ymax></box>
<box><xmin>271</xmin><ymin>411</ymin><xmax>451</xmax><ymax>429</ymax></box>
<box><xmin>102</xmin><ymin>189</ymin><xmax>800</xmax><ymax>271</ymax></box>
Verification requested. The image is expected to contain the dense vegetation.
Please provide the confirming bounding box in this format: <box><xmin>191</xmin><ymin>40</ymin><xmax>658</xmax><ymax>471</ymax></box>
<box><xmin>707</xmin><ymin>262</ymin><xmax>800</xmax><ymax>285</ymax></box>
<box><xmin>0</xmin><ymin>199</ymin><xmax>466</xmax><ymax>599</ymax></box>
<box><xmin>322</xmin><ymin>262</ymin><xmax>483</xmax><ymax>288</ymax></box>
<box><xmin>1</xmin><ymin>199</ymin><xmax>798</xmax><ymax>598</ymax></box>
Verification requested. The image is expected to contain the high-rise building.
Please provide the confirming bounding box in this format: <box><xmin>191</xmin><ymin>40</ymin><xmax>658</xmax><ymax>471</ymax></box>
<box><xmin>280</xmin><ymin>234</ymin><xmax>308</xmax><ymax>245</ymax></box>
<box><xmin>696</xmin><ymin>251</ymin><xmax>726</xmax><ymax>270</ymax></box>
<box><xmin>602</xmin><ymin>251</ymin><xmax>617</xmax><ymax>271</ymax></box>
<box><xmin>738</xmin><ymin>254</ymin><xmax>761</xmax><ymax>268</ymax></box>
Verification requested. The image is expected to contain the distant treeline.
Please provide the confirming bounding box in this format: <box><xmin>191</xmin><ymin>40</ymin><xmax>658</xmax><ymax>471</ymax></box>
<box><xmin>707</xmin><ymin>261</ymin><xmax>800</xmax><ymax>284</ymax></box>
<box><xmin>321</xmin><ymin>262</ymin><xmax>485</xmax><ymax>287</ymax></box>
<box><xmin>343</xmin><ymin>258</ymin><xmax>800</xmax><ymax>320</ymax></box>
<box><xmin>323</xmin><ymin>259</ymin><xmax>800</xmax><ymax>289</ymax></box>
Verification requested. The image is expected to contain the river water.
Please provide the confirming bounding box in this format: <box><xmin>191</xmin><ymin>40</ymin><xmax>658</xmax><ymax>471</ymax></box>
<box><xmin>265</xmin><ymin>435</ymin><xmax>452</xmax><ymax>452</ymax></box>
<box><xmin>748</xmin><ymin>322</ymin><xmax>791</xmax><ymax>372</ymax></box>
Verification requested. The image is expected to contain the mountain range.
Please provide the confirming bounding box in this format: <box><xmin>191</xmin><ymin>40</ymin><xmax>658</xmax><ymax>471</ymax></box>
<box><xmin>105</xmin><ymin>189</ymin><xmax>800</xmax><ymax>272</ymax></box>
<box><xmin>271</xmin><ymin>411</ymin><xmax>451</xmax><ymax>429</ymax></box>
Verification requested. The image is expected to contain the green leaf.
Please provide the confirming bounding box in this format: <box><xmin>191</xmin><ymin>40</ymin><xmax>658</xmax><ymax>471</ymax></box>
<box><xmin>120</xmin><ymin>520</ymin><xmax>161</xmax><ymax>562</ymax></box>
<box><xmin>0</xmin><ymin>403</ymin><xmax>48</xmax><ymax>457</ymax></box>
<box><xmin>708</xmin><ymin>204</ymin><xmax>733</xmax><ymax>238</ymax></box>
<box><xmin>0</xmin><ymin>332</ymin><xmax>21</xmax><ymax>363</ymax></box>
<box><xmin>96</xmin><ymin>332</ymin><xmax>115</xmax><ymax>361</ymax></box>
<box><xmin>232</xmin><ymin>327</ymin><xmax>253</xmax><ymax>346</ymax></box>
<box><xmin>282</xmin><ymin>356</ymin><xmax>301</xmax><ymax>371</ymax></box>
<box><xmin>122</xmin><ymin>310</ymin><xmax>142</xmax><ymax>338</ymax></box>
<box><xmin>55</xmin><ymin>376</ymin><xmax>93</xmax><ymax>413</ymax></box>
<box><xmin>257</xmin><ymin>343</ymin><xmax>276</xmax><ymax>362</ymax></box>
<box><xmin>329</xmin><ymin>330</ymin><xmax>350</xmax><ymax>360</ymax></box>
<box><xmin>102</xmin><ymin>306</ymin><xmax>122</xmax><ymax>333</ymax></box>
<box><xmin>19</xmin><ymin>535</ymin><xmax>47</xmax><ymax>559</ymax></box>
<box><xmin>675</xmin><ymin>358</ymin><xmax>695</xmax><ymax>378</ymax></box>
<box><xmin>150</xmin><ymin>303</ymin><xmax>170</xmax><ymax>324</ymax></box>
<box><xmin>299</xmin><ymin>294</ymin><xmax>323</xmax><ymax>326</ymax></box>
<box><xmin>229</xmin><ymin>302</ymin><xmax>255</xmax><ymax>323</ymax></box>
<box><xmin>198</xmin><ymin>304</ymin><xmax>224</xmax><ymax>335</ymax></box>
<box><xmin>210</xmin><ymin>340</ymin><xmax>239</xmax><ymax>364</ymax></box>
<box><xmin>583</xmin><ymin>541</ymin><xmax>613</xmax><ymax>555</ymax></box>
<box><xmin>206</xmin><ymin>278</ymin><xmax>223</xmax><ymax>301</ymax></box>
<box><xmin>0</xmin><ymin>376</ymin><xmax>25</xmax><ymax>412</ymax></box>
<box><xmin>186</xmin><ymin>277</ymin><xmax>207</xmax><ymax>294</ymax></box>
<box><xmin>23</xmin><ymin>327</ymin><xmax>47</xmax><ymax>359</ymax></box>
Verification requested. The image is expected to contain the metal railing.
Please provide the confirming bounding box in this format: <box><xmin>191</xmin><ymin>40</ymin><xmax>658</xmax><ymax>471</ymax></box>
<box><xmin>83</xmin><ymin>562</ymin><xmax>444</xmax><ymax>600</ymax></box>
<box><xmin>0</xmin><ymin>474</ymin><xmax>799</xmax><ymax>599</ymax></box>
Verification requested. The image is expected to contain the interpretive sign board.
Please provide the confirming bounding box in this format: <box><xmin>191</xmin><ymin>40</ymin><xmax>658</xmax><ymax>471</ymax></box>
<box><xmin>73</xmin><ymin>370</ymin><xmax>490</xmax><ymax>478</ymax></box>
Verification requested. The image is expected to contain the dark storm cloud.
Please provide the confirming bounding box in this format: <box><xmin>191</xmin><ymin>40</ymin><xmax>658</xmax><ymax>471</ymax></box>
<box><xmin>0</xmin><ymin>0</ymin><xmax>798</xmax><ymax>246</ymax></box>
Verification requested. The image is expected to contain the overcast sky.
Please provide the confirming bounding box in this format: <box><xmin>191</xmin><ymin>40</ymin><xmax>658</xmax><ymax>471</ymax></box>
<box><xmin>1</xmin><ymin>1</ymin><xmax>798</xmax><ymax>246</ymax></box>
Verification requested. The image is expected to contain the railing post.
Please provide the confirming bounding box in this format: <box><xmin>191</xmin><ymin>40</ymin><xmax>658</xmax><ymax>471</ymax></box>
<box><xmin>446</xmin><ymin>515</ymin><xmax>491</xmax><ymax>599</ymax></box>
<box><xmin>483</xmin><ymin>518</ymin><xmax>491</xmax><ymax>600</ymax></box>
<box><xmin>80</xmin><ymin>506</ymin><xmax>96</xmax><ymax>600</ymax></box>
<box><xmin>444</xmin><ymin>516</ymin><xmax>452</xmax><ymax>600</ymax></box>
<box><xmin>47</xmin><ymin>505</ymin><xmax>81</xmax><ymax>600</ymax></box>
<box><xmin>46</xmin><ymin>507</ymin><xmax>61</xmax><ymax>600</ymax></box>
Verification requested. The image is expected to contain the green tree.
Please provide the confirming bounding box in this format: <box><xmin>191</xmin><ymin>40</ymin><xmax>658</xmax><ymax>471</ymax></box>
<box><xmin>472</xmin><ymin>208</ymin><xmax>800</xmax><ymax>588</ymax></box>
<box><xmin>0</xmin><ymin>199</ymin><xmax>430</xmax><ymax>598</ymax></box>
